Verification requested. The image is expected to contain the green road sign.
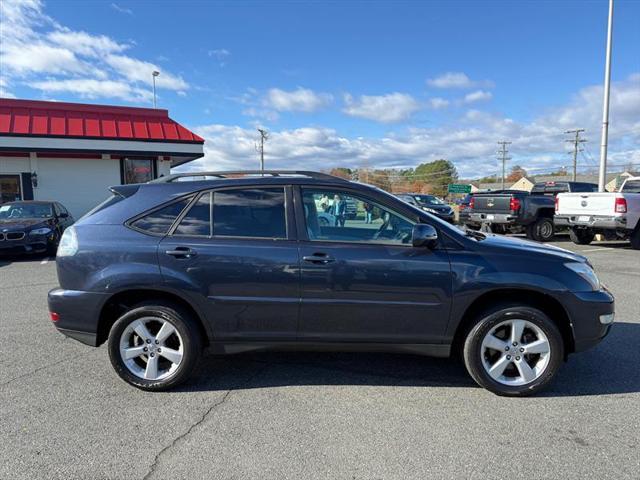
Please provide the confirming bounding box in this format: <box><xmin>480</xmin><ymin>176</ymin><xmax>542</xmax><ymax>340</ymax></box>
<box><xmin>448</xmin><ymin>183</ymin><xmax>472</xmax><ymax>194</ymax></box>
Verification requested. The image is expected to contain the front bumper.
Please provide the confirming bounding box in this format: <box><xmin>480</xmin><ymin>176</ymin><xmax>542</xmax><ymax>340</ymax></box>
<box><xmin>0</xmin><ymin>232</ymin><xmax>54</xmax><ymax>255</ymax></box>
<box><xmin>562</xmin><ymin>288</ymin><xmax>615</xmax><ymax>353</ymax></box>
<box><xmin>555</xmin><ymin>214</ymin><xmax>629</xmax><ymax>230</ymax></box>
<box><xmin>469</xmin><ymin>213</ymin><xmax>517</xmax><ymax>224</ymax></box>
<box><xmin>48</xmin><ymin>288</ymin><xmax>110</xmax><ymax>346</ymax></box>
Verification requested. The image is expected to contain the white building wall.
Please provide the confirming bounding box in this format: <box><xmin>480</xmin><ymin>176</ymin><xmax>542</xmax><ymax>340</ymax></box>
<box><xmin>0</xmin><ymin>156</ymin><xmax>31</xmax><ymax>173</ymax></box>
<box><xmin>34</xmin><ymin>157</ymin><xmax>121</xmax><ymax>219</ymax></box>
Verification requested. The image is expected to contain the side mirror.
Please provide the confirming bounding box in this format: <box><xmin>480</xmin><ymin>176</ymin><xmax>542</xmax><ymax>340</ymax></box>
<box><xmin>412</xmin><ymin>224</ymin><xmax>438</xmax><ymax>248</ymax></box>
<box><xmin>59</xmin><ymin>212</ymin><xmax>69</xmax><ymax>218</ymax></box>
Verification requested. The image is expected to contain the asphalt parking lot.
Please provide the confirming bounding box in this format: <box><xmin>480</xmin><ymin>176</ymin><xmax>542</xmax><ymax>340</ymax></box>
<box><xmin>1</xmin><ymin>236</ymin><xmax>639</xmax><ymax>480</ymax></box>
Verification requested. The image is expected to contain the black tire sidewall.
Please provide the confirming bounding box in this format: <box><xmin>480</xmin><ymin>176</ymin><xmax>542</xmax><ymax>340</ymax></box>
<box><xmin>463</xmin><ymin>306</ymin><xmax>564</xmax><ymax>397</ymax></box>
<box><xmin>107</xmin><ymin>304</ymin><xmax>202</xmax><ymax>391</ymax></box>
<box><xmin>570</xmin><ymin>228</ymin><xmax>595</xmax><ymax>245</ymax></box>
<box><xmin>535</xmin><ymin>217</ymin><xmax>554</xmax><ymax>242</ymax></box>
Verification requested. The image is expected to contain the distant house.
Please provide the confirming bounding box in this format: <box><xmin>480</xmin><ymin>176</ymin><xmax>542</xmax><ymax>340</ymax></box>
<box><xmin>0</xmin><ymin>98</ymin><xmax>204</xmax><ymax>218</ymax></box>
<box><xmin>509</xmin><ymin>176</ymin><xmax>535</xmax><ymax>191</ymax></box>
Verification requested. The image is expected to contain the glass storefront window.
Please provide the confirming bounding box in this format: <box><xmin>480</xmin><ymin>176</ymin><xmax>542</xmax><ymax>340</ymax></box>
<box><xmin>0</xmin><ymin>175</ymin><xmax>22</xmax><ymax>204</ymax></box>
<box><xmin>122</xmin><ymin>158</ymin><xmax>156</xmax><ymax>184</ymax></box>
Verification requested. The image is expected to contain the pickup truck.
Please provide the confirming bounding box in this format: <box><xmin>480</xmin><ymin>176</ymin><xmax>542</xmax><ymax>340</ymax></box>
<box><xmin>555</xmin><ymin>176</ymin><xmax>640</xmax><ymax>249</ymax></box>
<box><xmin>465</xmin><ymin>181</ymin><xmax>598</xmax><ymax>242</ymax></box>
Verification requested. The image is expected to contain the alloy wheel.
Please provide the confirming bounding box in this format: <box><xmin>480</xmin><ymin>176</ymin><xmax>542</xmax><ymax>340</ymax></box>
<box><xmin>480</xmin><ymin>319</ymin><xmax>551</xmax><ymax>386</ymax></box>
<box><xmin>119</xmin><ymin>317</ymin><xmax>184</xmax><ymax>381</ymax></box>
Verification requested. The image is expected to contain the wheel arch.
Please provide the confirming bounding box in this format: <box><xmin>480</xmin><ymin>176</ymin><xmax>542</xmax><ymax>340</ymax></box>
<box><xmin>451</xmin><ymin>288</ymin><xmax>574</xmax><ymax>358</ymax></box>
<box><xmin>96</xmin><ymin>288</ymin><xmax>210</xmax><ymax>347</ymax></box>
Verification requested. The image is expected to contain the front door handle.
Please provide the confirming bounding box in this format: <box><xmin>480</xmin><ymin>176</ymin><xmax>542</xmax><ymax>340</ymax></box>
<box><xmin>303</xmin><ymin>253</ymin><xmax>335</xmax><ymax>264</ymax></box>
<box><xmin>165</xmin><ymin>247</ymin><xmax>197</xmax><ymax>259</ymax></box>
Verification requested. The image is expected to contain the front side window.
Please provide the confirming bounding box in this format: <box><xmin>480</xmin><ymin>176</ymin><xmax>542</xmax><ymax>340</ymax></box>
<box><xmin>302</xmin><ymin>189</ymin><xmax>414</xmax><ymax>245</ymax></box>
<box><xmin>213</xmin><ymin>188</ymin><xmax>286</xmax><ymax>238</ymax></box>
<box><xmin>130</xmin><ymin>196</ymin><xmax>192</xmax><ymax>234</ymax></box>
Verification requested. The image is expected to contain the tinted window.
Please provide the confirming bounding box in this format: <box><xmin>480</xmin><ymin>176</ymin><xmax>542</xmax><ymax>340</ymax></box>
<box><xmin>622</xmin><ymin>180</ymin><xmax>640</xmax><ymax>193</ymax></box>
<box><xmin>571</xmin><ymin>183</ymin><xmax>598</xmax><ymax>193</ymax></box>
<box><xmin>131</xmin><ymin>197</ymin><xmax>192</xmax><ymax>234</ymax></box>
<box><xmin>213</xmin><ymin>188</ymin><xmax>286</xmax><ymax>238</ymax></box>
<box><xmin>174</xmin><ymin>192</ymin><xmax>211</xmax><ymax>236</ymax></box>
<box><xmin>302</xmin><ymin>189</ymin><xmax>414</xmax><ymax>245</ymax></box>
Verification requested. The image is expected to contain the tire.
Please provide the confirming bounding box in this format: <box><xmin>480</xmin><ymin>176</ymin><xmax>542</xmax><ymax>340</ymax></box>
<box><xmin>630</xmin><ymin>226</ymin><xmax>640</xmax><ymax>250</ymax></box>
<box><xmin>46</xmin><ymin>232</ymin><xmax>60</xmax><ymax>256</ymax></box>
<box><xmin>525</xmin><ymin>217</ymin><xmax>555</xmax><ymax>242</ymax></box>
<box><xmin>108</xmin><ymin>302</ymin><xmax>203</xmax><ymax>391</ymax></box>
<box><xmin>463</xmin><ymin>305</ymin><xmax>564</xmax><ymax>397</ymax></box>
<box><xmin>569</xmin><ymin>227</ymin><xmax>595</xmax><ymax>245</ymax></box>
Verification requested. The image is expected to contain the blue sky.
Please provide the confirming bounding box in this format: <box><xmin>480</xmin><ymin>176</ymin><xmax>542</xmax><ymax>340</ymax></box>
<box><xmin>1</xmin><ymin>0</ymin><xmax>639</xmax><ymax>178</ymax></box>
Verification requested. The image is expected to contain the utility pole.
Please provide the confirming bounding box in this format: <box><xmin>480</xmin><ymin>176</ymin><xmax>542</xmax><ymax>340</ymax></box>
<box><xmin>497</xmin><ymin>141</ymin><xmax>511</xmax><ymax>189</ymax></box>
<box><xmin>566</xmin><ymin>129</ymin><xmax>587</xmax><ymax>181</ymax></box>
<box><xmin>152</xmin><ymin>71</ymin><xmax>160</xmax><ymax>108</ymax></box>
<box><xmin>256</xmin><ymin>128</ymin><xmax>269</xmax><ymax>172</ymax></box>
<box><xmin>598</xmin><ymin>0</ymin><xmax>614</xmax><ymax>192</ymax></box>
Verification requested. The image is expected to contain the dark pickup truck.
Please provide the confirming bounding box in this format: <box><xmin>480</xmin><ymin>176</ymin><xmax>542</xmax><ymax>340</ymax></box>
<box><xmin>465</xmin><ymin>181</ymin><xmax>598</xmax><ymax>242</ymax></box>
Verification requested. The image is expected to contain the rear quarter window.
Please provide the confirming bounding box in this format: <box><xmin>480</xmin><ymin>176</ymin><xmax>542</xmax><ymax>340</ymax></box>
<box><xmin>129</xmin><ymin>196</ymin><xmax>193</xmax><ymax>234</ymax></box>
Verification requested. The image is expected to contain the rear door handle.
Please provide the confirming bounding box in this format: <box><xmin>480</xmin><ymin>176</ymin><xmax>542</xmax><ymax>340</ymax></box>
<box><xmin>165</xmin><ymin>247</ymin><xmax>197</xmax><ymax>259</ymax></box>
<box><xmin>303</xmin><ymin>253</ymin><xmax>335</xmax><ymax>264</ymax></box>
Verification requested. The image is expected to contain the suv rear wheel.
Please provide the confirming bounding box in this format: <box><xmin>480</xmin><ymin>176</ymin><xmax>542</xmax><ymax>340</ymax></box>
<box><xmin>108</xmin><ymin>302</ymin><xmax>202</xmax><ymax>391</ymax></box>
<box><xmin>569</xmin><ymin>227</ymin><xmax>595</xmax><ymax>245</ymax></box>
<box><xmin>463</xmin><ymin>305</ymin><xmax>563</xmax><ymax>396</ymax></box>
<box><xmin>525</xmin><ymin>217</ymin><xmax>555</xmax><ymax>242</ymax></box>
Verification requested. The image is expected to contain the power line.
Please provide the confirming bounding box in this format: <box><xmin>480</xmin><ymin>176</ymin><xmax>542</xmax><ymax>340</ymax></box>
<box><xmin>565</xmin><ymin>129</ymin><xmax>587</xmax><ymax>181</ymax></box>
<box><xmin>497</xmin><ymin>141</ymin><xmax>512</xmax><ymax>189</ymax></box>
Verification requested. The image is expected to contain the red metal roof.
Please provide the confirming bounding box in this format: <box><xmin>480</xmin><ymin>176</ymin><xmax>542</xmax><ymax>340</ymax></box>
<box><xmin>0</xmin><ymin>98</ymin><xmax>204</xmax><ymax>143</ymax></box>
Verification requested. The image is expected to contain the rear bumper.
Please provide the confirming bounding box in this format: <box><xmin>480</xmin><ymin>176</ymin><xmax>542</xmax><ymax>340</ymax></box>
<box><xmin>561</xmin><ymin>288</ymin><xmax>615</xmax><ymax>353</ymax></box>
<box><xmin>48</xmin><ymin>288</ymin><xmax>109</xmax><ymax>346</ymax></box>
<box><xmin>469</xmin><ymin>213</ymin><xmax>518</xmax><ymax>224</ymax></box>
<box><xmin>555</xmin><ymin>214</ymin><xmax>629</xmax><ymax>230</ymax></box>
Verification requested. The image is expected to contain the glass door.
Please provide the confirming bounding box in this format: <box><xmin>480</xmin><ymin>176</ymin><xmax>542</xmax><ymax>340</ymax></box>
<box><xmin>0</xmin><ymin>175</ymin><xmax>22</xmax><ymax>204</ymax></box>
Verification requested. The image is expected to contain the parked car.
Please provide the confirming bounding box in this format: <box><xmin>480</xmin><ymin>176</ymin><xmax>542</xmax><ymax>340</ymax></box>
<box><xmin>48</xmin><ymin>170</ymin><xmax>614</xmax><ymax>397</ymax></box>
<box><xmin>396</xmin><ymin>193</ymin><xmax>455</xmax><ymax>223</ymax></box>
<box><xmin>465</xmin><ymin>182</ymin><xmax>598</xmax><ymax>242</ymax></box>
<box><xmin>0</xmin><ymin>200</ymin><xmax>74</xmax><ymax>255</ymax></box>
<box><xmin>555</xmin><ymin>176</ymin><xmax>640</xmax><ymax>249</ymax></box>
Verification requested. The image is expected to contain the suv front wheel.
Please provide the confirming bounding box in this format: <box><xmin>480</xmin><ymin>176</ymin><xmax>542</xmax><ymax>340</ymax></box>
<box><xmin>108</xmin><ymin>302</ymin><xmax>202</xmax><ymax>391</ymax></box>
<box><xmin>463</xmin><ymin>305</ymin><xmax>563</xmax><ymax>396</ymax></box>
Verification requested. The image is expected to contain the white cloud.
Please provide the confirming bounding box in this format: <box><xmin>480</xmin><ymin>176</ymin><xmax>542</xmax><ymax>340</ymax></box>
<box><xmin>208</xmin><ymin>48</ymin><xmax>231</xmax><ymax>66</ymax></box>
<box><xmin>463</xmin><ymin>90</ymin><xmax>493</xmax><ymax>103</ymax></box>
<box><xmin>428</xmin><ymin>97</ymin><xmax>450</xmax><ymax>109</ymax></box>
<box><xmin>343</xmin><ymin>93</ymin><xmax>421</xmax><ymax>123</ymax></box>
<box><xmin>188</xmin><ymin>74</ymin><xmax>640</xmax><ymax>179</ymax></box>
<box><xmin>110</xmin><ymin>3</ymin><xmax>133</xmax><ymax>15</ymax></box>
<box><xmin>264</xmin><ymin>87</ymin><xmax>333</xmax><ymax>112</ymax></box>
<box><xmin>29</xmin><ymin>79</ymin><xmax>152</xmax><ymax>102</ymax></box>
<box><xmin>427</xmin><ymin>72</ymin><xmax>494</xmax><ymax>89</ymax></box>
<box><xmin>0</xmin><ymin>0</ymin><xmax>188</xmax><ymax>102</ymax></box>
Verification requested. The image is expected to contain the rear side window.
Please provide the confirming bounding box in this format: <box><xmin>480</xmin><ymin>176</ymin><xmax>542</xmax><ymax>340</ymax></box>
<box><xmin>130</xmin><ymin>196</ymin><xmax>192</xmax><ymax>234</ymax></box>
<box><xmin>174</xmin><ymin>192</ymin><xmax>212</xmax><ymax>236</ymax></box>
<box><xmin>621</xmin><ymin>180</ymin><xmax>640</xmax><ymax>193</ymax></box>
<box><xmin>213</xmin><ymin>188</ymin><xmax>286</xmax><ymax>238</ymax></box>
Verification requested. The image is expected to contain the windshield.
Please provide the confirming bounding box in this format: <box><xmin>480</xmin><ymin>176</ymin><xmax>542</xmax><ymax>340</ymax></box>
<box><xmin>414</xmin><ymin>195</ymin><xmax>445</xmax><ymax>206</ymax></box>
<box><xmin>621</xmin><ymin>180</ymin><xmax>640</xmax><ymax>193</ymax></box>
<box><xmin>0</xmin><ymin>203</ymin><xmax>53</xmax><ymax>219</ymax></box>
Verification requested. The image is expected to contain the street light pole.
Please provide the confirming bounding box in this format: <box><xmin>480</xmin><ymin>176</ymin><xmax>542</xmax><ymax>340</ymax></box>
<box><xmin>152</xmin><ymin>71</ymin><xmax>160</xmax><ymax>108</ymax></box>
<box><xmin>598</xmin><ymin>0</ymin><xmax>614</xmax><ymax>192</ymax></box>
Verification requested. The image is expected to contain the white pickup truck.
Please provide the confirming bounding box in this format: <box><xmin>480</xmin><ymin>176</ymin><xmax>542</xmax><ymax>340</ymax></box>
<box><xmin>555</xmin><ymin>176</ymin><xmax>640</xmax><ymax>249</ymax></box>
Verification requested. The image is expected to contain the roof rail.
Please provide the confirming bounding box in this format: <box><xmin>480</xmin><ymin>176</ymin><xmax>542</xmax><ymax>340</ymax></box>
<box><xmin>153</xmin><ymin>170</ymin><xmax>348</xmax><ymax>183</ymax></box>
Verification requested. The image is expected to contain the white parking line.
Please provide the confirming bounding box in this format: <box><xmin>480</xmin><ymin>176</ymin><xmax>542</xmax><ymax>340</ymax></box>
<box><xmin>40</xmin><ymin>257</ymin><xmax>51</xmax><ymax>265</ymax></box>
<box><xmin>579</xmin><ymin>248</ymin><xmax>617</xmax><ymax>253</ymax></box>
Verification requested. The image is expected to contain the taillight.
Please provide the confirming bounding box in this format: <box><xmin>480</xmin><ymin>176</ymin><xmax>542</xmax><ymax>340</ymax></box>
<box><xmin>49</xmin><ymin>312</ymin><xmax>60</xmax><ymax>322</ymax></box>
<box><xmin>615</xmin><ymin>197</ymin><xmax>627</xmax><ymax>213</ymax></box>
<box><xmin>510</xmin><ymin>197</ymin><xmax>521</xmax><ymax>211</ymax></box>
<box><xmin>469</xmin><ymin>197</ymin><xmax>475</xmax><ymax>209</ymax></box>
<box><xmin>555</xmin><ymin>196</ymin><xmax>559</xmax><ymax>212</ymax></box>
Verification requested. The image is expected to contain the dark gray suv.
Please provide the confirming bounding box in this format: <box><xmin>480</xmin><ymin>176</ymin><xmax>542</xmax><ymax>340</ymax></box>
<box><xmin>48</xmin><ymin>171</ymin><xmax>614</xmax><ymax>396</ymax></box>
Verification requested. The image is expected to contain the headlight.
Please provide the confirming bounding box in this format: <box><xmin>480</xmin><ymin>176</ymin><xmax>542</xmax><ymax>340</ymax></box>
<box><xmin>57</xmin><ymin>227</ymin><xmax>78</xmax><ymax>257</ymax></box>
<box><xmin>565</xmin><ymin>262</ymin><xmax>600</xmax><ymax>291</ymax></box>
<box><xmin>29</xmin><ymin>227</ymin><xmax>52</xmax><ymax>236</ymax></box>
<box><xmin>422</xmin><ymin>207</ymin><xmax>438</xmax><ymax>214</ymax></box>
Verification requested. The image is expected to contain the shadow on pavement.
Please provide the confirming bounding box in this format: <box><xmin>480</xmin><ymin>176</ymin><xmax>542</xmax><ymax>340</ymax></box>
<box><xmin>174</xmin><ymin>322</ymin><xmax>639</xmax><ymax>397</ymax></box>
<box><xmin>0</xmin><ymin>253</ymin><xmax>50</xmax><ymax>268</ymax></box>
